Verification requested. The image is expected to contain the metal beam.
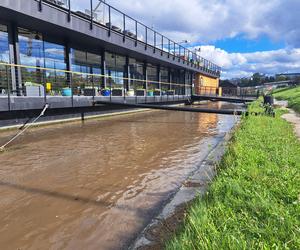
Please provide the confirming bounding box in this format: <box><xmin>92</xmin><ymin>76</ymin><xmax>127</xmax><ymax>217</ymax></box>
<box><xmin>94</xmin><ymin>101</ymin><xmax>248</xmax><ymax>116</ymax></box>
<box><xmin>192</xmin><ymin>95</ymin><xmax>256</xmax><ymax>103</ymax></box>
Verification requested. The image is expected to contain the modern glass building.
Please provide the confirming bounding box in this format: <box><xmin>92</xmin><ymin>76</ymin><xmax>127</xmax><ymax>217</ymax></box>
<box><xmin>0</xmin><ymin>0</ymin><xmax>221</xmax><ymax>113</ymax></box>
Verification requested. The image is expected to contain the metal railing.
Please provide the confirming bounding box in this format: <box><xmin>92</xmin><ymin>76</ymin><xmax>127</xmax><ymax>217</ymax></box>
<box><xmin>35</xmin><ymin>0</ymin><xmax>221</xmax><ymax>76</ymax></box>
<box><xmin>0</xmin><ymin>62</ymin><xmax>191</xmax><ymax>112</ymax></box>
<box><xmin>196</xmin><ymin>86</ymin><xmax>260</xmax><ymax>98</ymax></box>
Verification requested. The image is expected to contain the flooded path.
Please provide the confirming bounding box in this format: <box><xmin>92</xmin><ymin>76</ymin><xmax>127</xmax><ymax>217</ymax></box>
<box><xmin>0</xmin><ymin>102</ymin><xmax>240</xmax><ymax>250</ymax></box>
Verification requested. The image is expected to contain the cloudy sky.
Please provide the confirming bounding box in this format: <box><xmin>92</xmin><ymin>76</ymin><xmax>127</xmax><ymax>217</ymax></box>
<box><xmin>102</xmin><ymin>0</ymin><xmax>300</xmax><ymax>79</ymax></box>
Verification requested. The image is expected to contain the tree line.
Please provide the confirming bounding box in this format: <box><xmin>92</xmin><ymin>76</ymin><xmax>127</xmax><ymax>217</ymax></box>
<box><xmin>222</xmin><ymin>73</ymin><xmax>300</xmax><ymax>87</ymax></box>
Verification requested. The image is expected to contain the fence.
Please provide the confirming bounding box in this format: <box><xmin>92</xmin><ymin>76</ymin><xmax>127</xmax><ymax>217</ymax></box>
<box><xmin>196</xmin><ymin>86</ymin><xmax>260</xmax><ymax>98</ymax></box>
<box><xmin>0</xmin><ymin>62</ymin><xmax>191</xmax><ymax>111</ymax></box>
<box><xmin>35</xmin><ymin>0</ymin><xmax>221</xmax><ymax>76</ymax></box>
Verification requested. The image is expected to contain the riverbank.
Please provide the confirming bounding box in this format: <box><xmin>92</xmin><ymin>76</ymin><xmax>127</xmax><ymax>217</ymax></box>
<box><xmin>273</xmin><ymin>86</ymin><xmax>300</xmax><ymax>113</ymax></box>
<box><xmin>166</xmin><ymin>101</ymin><xmax>300</xmax><ymax>249</ymax></box>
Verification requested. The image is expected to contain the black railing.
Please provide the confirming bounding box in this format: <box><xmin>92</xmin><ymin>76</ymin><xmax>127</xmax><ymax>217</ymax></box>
<box><xmin>36</xmin><ymin>0</ymin><xmax>221</xmax><ymax>76</ymax></box>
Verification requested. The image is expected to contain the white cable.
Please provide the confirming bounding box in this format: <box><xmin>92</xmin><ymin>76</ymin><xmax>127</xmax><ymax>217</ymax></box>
<box><xmin>0</xmin><ymin>104</ymin><xmax>49</xmax><ymax>151</ymax></box>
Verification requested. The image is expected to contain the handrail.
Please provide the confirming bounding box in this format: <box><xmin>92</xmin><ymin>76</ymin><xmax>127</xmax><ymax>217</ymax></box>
<box><xmin>35</xmin><ymin>0</ymin><xmax>221</xmax><ymax>75</ymax></box>
<box><xmin>0</xmin><ymin>62</ymin><xmax>189</xmax><ymax>87</ymax></box>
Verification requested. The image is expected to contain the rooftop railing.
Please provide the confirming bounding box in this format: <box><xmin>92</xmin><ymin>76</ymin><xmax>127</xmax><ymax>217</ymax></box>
<box><xmin>36</xmin><ymin>0</ymin><xmax>221</xmax><ymax>76</ymax></box>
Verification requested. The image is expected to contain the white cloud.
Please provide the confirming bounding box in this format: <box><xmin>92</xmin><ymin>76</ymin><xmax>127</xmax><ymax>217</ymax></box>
<box><xmin>73</xmin><ymin>0</ymin><xmax>300</xmax><ymax>78</ymax></box>
<box><xmin>196</xmin><ymin>46</ymin><xmax>300</xmax><ymax>79</ymax></box>
<box><xmin>107</xmin><ymin>0</ymin><xmax>300</xmax><ymax>47</ymax></box>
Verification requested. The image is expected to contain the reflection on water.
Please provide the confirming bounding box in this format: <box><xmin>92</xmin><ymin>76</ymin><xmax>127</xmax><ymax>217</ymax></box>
<box><xmin>0</xmin><ymin>102</ymin><xmax>240</xmax><ymax>250</ymax></box>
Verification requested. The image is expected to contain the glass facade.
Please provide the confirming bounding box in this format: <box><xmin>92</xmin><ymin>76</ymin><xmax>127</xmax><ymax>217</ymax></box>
<box><xmin>105</xmin><ymin>52</ymin><xmax>126</xmax><ymax>95</ymax></box>
<box><xmin>71</xmin><ymin>49</ymin><xmax>102</xmax><ymax>96</ymax></box>
<box><xmin>160</xmin><ymin>67</ymin><xmax>169</xmax><ymax>93</ymax></box>
<box><xmin>0</xmin><ymin>23</ymin><xmax>194</xmax><ymax>99</ymax></box>
<box><xmin>185</xmin><ymin>71</ymin><xmax>192</xmax><ymax>95</ymax></box>
<box><xmin>44</xmin><ymin>41</ymin><xmax>67</xmax><ymax>95</ymax></box>
<box><xmin>170</xmin><ymin>69</ymin><xmax>178</xmax><ymax>94</ymax></box>
<box><xmin>169</xmin><ymin>69</ymin><xmax>185</xmax><ymax>95</ymax></box>
<box><xmin>19</xmin><ymin>27</ymin><xmax>68</xmax><ymax>96</ymax></box>
<box><xmin>147</xmin><ymin>63</ymin><xmax>158</xmax><ymax>91</ymax></box>
<box><xmin>0</xmin><ymin>24</ymin><xmax>10</xmax><ymax>95</ymax></box>
<box><xmin>179</xmin><ymin>69</ymin><xmax>185</xmax><ymax>95</ymax></box>
<box><xmin>129</xmin><ymin>58</ymin><xmax>145</xmax><ymax>91</ymax></box>
<box><xmin>19</xmin><ymin>28</ymin><xmax>44</xmax><ymax>95</ymax></box>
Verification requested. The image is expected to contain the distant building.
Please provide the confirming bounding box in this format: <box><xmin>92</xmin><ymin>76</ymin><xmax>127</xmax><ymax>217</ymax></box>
<box><xmin>276</xmin><ymin>73</ymin><xmax>300</xmax><ymax>80</ymax></box>
<box><xmin>219</xmin><ymin>80</ymin><xmax>238</xmax><ymax>96</ymax></box>
<box><xmin>219</xmin><ymin>80</ymin><xmax>238</xmax><ymax>88</ymax></box>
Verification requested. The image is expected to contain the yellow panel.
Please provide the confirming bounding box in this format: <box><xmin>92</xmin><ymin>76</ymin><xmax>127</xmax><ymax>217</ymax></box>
<box><xmin>195</xmin><ymin>73</ymin><xmax>219</xmax><ymax>88</ymax></box>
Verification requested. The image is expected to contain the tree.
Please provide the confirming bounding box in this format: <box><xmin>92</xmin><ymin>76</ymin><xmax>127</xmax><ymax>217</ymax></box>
<box><xmin>275</xmin><ymin>75</ymin><xmax>288</xmax><ymax>81</ymax></box>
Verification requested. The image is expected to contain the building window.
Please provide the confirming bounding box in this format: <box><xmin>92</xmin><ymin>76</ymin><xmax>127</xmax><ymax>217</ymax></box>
<box><xmin>160</xmin><ymin>67</ymin><xmax>169</xmax><ymax>92</ymax></box>
<box><xmin>0</xmin><ymin>24</ymin><xmax>10</xmax><ymax>95</ymax></box>
<box><xmin>44</xmin><ymin>41</ymin><xmax>67</xmax><ymax>95</ymax></box>
<box><xmin>129</xmin><ymin>58</ymin><xmax>144</xmax><ymax>90</ymax></box>
<box><xmin>170</xmin><ymin>69</ymin><xmax>178</xmax><ymax>94</ymax></box>
<box><xmin>147</xmin><ymin>63</ymin><xmax>158</xmax><ymax>91</ymax></box>
<box><xmin>185</xmin><ymin>71</ymin><xmax>192</xmax><ymax>95</ymax></box>
<box><xmin>71</xmin><ymin>49</ymin><xmax>102</xmax><ymax>96</ymax></box>
<box><xmin>18</xmin><ymin>27</ymin><xmax>68</xmax><ymax>96</ymax></box>
<box><xmin>19</xmin><ymin>28</ymin><xmax>44</xmax><ymax>95</ymax></box>
<box><xmin>179</xmin><ymin>69</ymin><xmax>185</xmax><ymax>95</ymax></box>
<box><xmin>105</xmin><ymin>52</ymin><xmax>125</xmax><ymax>93</ymax></box>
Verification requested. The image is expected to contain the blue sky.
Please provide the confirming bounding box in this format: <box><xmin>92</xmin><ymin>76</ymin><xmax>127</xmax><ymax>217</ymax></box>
<box><xmin>212</xmin><ymin>35</ymin><xmax>286</xmax><ymax>53</ymax></box>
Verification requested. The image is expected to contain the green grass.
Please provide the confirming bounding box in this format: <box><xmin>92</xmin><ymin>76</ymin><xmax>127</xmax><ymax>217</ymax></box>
<box><xmin>273</xmin><ymin>86</ymin><xmax>300</xmax><ymax>113</ymax></box>
<box><xmin>166</xmin><ymin>102</ymin><xmax>300</xmax><ymax>250</ymax></box>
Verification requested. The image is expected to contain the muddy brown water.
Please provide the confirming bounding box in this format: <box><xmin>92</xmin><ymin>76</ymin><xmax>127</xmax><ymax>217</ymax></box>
<box><xmin>0</xmin><ymin>102</ymin><xmax>241</xmax><ymax>250</ymax></box>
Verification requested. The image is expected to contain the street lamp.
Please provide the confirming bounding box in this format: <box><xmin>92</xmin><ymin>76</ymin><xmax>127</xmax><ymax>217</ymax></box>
<box><xmin>177</xmin><ymin>40</ymin><xmax>191</xmax><ymax>45</ymax></box>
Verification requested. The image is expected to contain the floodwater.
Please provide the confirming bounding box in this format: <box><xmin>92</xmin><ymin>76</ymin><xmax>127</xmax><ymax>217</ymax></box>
<box><xmin>0</xmin><ymin>102</ymin><xmax>240</xmax><ymax>250</ymax></box>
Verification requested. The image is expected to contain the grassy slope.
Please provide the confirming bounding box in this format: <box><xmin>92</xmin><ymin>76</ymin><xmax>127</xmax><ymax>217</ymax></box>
<box><xmin>166</xmin><ymin>102</ymin><xmax>300</xmax><ymax>249</ymax></box>
<box><xmin>273</xmin><ymin>86</ymin><xmax>300</xmax><ymax>113</ymax></box>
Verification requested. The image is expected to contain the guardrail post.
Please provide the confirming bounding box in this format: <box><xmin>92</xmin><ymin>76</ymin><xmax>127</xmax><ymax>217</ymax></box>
<box><xmin>123</xmin><ymin>14</ymin><xmax>126</xmax><ymax>42</ymax></box>
<box><xmin>144</xmin><ymin>63</ymin><xmax>147</xmax><ymax>103</ymax></box>
<box><xmin>153</xmin><ymin>32</ymin><xmax>156</xmax><ymax>53</ymax></box>
<box><xmin>39</xmin><ymin>0</ymin><xmax>42</xmax><ymax>11</ymax></box>
<box><xmin>109</xmin><ymin>75</ymin><xmax>112</xmax><ymax>102</ymax></box>
<box><xmin>68</xmin><ymin>0</ymin><xmax>71</xmax><ymax>21</ymax></box>
<box><xmin>92</xmin><ymin>70</ymin><xmax>95</xmax><ymax>105</ymax></box>
<box><xmin>108</xmin><ymin>6</ymin><xmax>111</xmax><ymax>37</ymax></box>
<box><xmin>173</xmin><ymin>43</ymin><xmax>176</xmax><ymax>60</ymax></box>
<box><xmin>161</xmin><ymin>36</ymin><xmax>163</xmax><ymax>56</ymax></box>
<box><xmin>43</xmin><ymin>67</ymin><xmax>47</xmax><ymax>105</ymax></box>
<box><xmin>90</xmin><ymin>0</ymin><xmax>93</xmax><ymax>30</ymax></box>
<box><xmin>145</xmin><ymin>27</ymin><xmax>147</xmax><ymax>50</ymax></box>
<box><xmin>70</xmin><ymin>72</ymin><xmax>73</xmax><ymax>107</ymax></box>
<box><xmin>135</xmin><ymin>21</ymin><xmax>138</xmax><ymax>47</ymax></box>
<box><xmin>6</xmin><ymin>65</ymin><xmax>11</xmax><ymax>111</ymax></box>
